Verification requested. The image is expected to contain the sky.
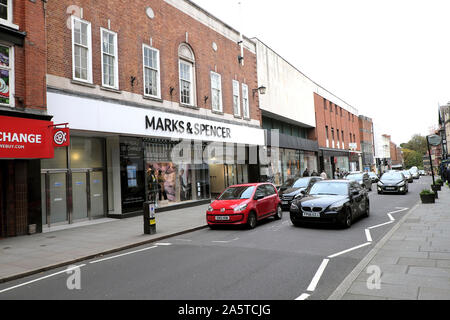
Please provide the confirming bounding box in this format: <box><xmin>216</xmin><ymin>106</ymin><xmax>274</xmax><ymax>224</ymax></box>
<box><xmin>191</xmin><ymin>0</ymin><xmax>450</xmax><ymax>145</ymax></box>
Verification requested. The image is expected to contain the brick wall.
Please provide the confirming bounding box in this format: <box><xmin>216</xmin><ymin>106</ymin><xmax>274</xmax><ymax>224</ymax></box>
<box><xmin>313</xmin><ymin>92</ymin><xmax>361</xmax><ymax>151</ymax></box>
<box><xmin>46</xmin><ymin>0</ymin><xmax>261</xmax><ymax>122</ymax></box>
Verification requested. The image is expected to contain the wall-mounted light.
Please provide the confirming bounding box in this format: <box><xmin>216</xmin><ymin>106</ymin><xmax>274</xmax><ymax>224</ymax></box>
<box><xmin>238</xmin><ymin>55</ymin><xmax>244</xmax><ymax>63</ymax></box>
<box><xmin>252</xmin><ymin>85</ymin><xmax>266</xmax><ymax>97</ymax></box>
<box><xmin>130</xmin><ymin>76</ymin><xmax>136</xmax><ymax>87</ymax></box>
<box><xmin>170</xmin><ymin>87</ymin><xmax>175</xmax><ymax>96</ymax></box>
<box><xmin>204</xmin><ymin>95</ymin><xmax>209</xmax><ymax>104</ymax></box>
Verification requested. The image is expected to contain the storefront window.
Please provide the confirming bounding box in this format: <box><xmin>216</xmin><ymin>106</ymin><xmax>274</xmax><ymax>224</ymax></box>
<box><xmin>336</xmin><ymin>156</ymin><xmax>349</xmax><ymax>172</ymax></box>
<box><xmin>300</xmin><ymin>151</ymin><xmax>318</xmax><ymax>176</ymax></box>
<box><xmin>70</xmin><ymin>137</ymin><xmax>105</xmax><ymax>168</ymax></box>
<box><xmin>144</xmin><ymin>139</ymin><xmax>210</xmax><ymax>208</ymax></box>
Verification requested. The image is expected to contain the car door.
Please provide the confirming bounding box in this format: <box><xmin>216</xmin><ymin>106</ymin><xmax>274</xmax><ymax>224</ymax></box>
<box><xmin>264</xmin><ymin>184</ymin><xmax>278</xmax><ymax>215</ymax></box>
<box><xmin>350</xmin><ymin>182</ymin><xmax>364</xmax><ymax>216</ymax></box>
<box><xmin>254</xmin><ymin>185</ymin><xmax>269</xmax><ymax>218</ymax></box>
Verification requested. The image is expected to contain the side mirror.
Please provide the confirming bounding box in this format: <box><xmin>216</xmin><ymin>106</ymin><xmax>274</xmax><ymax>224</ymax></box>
<box><xmin>300</xmin><ymin>190</ymin><xmax>306</xmax><ymax>195</ymax></box>
<box><xmin>352</xmin><ymin>190</ymin><xmax>359</xmax><ymax>196</ymax></box>
<box><xmin>254</xmin><ymin>194</ymin><xmax>264</xmax><ymax>200</ymax></box>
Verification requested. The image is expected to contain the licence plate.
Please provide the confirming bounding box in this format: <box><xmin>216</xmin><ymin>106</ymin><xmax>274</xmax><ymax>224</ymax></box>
<box><xmin>215</xmin><ymin>216</ymin><xmax>230</xmax><ymax>221</ymax></box>
<box><xmin>282</xmin><ymin>201</ymin><xmax>289</xmax><ymax>205</ymax></box>
<box><xmin>386</xmin><ymin>187</ymin><xmax>395</xmax><ymax>190</ymax></box>
<box><xmin>303</xmin><ymin>212</ymin><xmax>320</xmax><ymax>218</ymax></box>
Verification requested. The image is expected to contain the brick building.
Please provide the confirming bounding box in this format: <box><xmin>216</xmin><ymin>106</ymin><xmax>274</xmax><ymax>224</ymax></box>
<box><xmin>43</xmin><ymin>0</ymin><xmax>265</xmax><ymax>227</ymax></box>
<box><xmin>0</xmin><ymin>0</ymin><xmax>51</xmax><ymax>238</ymax></box>
<box><xmin>358</xmin><ymin>115</ymin><xmax>375</xmax><ymax>171</ymax></box>
<box><xmin>390</xmin><ymin>141</ymin><xmax>403</xmax><ymax>167</ymax></box>
<box><xmin>313</xmin><ymin>91</ymin><xmax>361</xmax><ymax>177</ymax></box>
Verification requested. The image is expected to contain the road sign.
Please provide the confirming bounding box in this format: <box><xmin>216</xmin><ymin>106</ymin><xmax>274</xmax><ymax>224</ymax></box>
<box><xmin>428</xmin><ymin>134</ymin><xmax>442</xmax><ymax>146</ymax></box>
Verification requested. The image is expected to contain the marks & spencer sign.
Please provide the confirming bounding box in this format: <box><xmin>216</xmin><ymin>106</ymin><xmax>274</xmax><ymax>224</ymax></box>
<box><xmin>145</xmin><ymin>115</ymin><xmax>231</xmax><ymax>139</ymax></box>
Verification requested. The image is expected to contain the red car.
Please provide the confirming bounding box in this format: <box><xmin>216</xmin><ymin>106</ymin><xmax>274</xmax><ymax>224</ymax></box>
<box><xmin>206</xmin><ymin>183</ymin><xmax>282</xmax><ymax>229</ymax></box>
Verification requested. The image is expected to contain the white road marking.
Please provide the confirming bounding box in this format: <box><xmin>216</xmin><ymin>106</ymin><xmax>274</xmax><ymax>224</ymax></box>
<box><xmin>295</xmin><ymin>293</ymin><xmax>310</xmax><ymax>300</ymax></box>
<box><xmin>387</xmin><ymin>213</ymin><xmax>395</xmax><ymax>221</ymax></box>
<box><xmin>365</xmin><ymin>229</ymin><xmax>372</xmax><ymax>242</ymax></box>
<box><xmin>212</xmin><ymin>237</ymin><xmax>239</xmax><ymax>244</ymax></box>
<box><xmin>390</xmin><ymin>207</ymin><xmax>409</xmax><ymax>215</ymax></box>
<box><xmin>0</xmin><ymin>264</ymin><xmax>86</xmax><ymax>294</ymax></box>
<box><xmin>307</xmin><ymin>259</ymin><xmax>329</xmax><ymax>292</ymax></box>
<box><xmin>368</xmin><ymin>220</ymin><xmax>394</xmax><ymax>229</ymax></box>
<box><xmin>89</xmin><ymin>246</ymin><xmax>158</xmax><ymax>264</ymax></box>
<box><xmin>175</xmin><ymin>239</ymin><xmax>192</xmax><ymax>242</ymax></box>
<box><xmin>327</xmin><ymin>242</ymin><xmax>371</xmax><ymax>259</ymax></box>
<box><xmin>155</xmin><ymin>242</ymin><xmax>172</xmax><ymax>246</ymax></box>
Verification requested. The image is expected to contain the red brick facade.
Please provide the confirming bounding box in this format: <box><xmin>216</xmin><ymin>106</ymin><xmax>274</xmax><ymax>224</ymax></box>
<box><xmin>46</xmin><ymin>0</ymin><xmax>261</xmax><ymax>122</ymax></box>
<box><xmin>313</xmin><ymin>93</ymin><xmax>361</xmax><ymax>151</ymax></box>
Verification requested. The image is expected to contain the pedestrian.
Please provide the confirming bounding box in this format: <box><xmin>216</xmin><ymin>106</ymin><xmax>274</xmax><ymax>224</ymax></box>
<box><xmin>320</xmin><ymin>170</ymin><xmax>328</xmax><ymax>179</ymax></box>
<box><xmin>311</xmin><ymin>170</ymin><xmax>319</xmax><ymax>176</ymax></box>
<box><xmin>303</xmin><ymin>168</ymin><xmax>310</xmax><ymax>177</ymax></box>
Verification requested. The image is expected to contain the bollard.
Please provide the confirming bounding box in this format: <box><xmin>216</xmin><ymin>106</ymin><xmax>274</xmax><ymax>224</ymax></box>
<box><xmin>143</xmin><ymin>201</ymin><xmax>156</xmax><ymax>235</ymax></box>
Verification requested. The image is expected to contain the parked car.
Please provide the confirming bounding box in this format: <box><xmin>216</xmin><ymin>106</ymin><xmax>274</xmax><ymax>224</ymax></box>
<box><xmin>289</xmin><ymin>180</ymin><xmax>370</xmax><ymax>228</ymax></box>
<box><xmin>377</xmin><ymin>171</ymin><xmax>408</xmax><ymax>194</ymax></box>
<box><xmin>409</xmin><ymin>167</ymin><xmax>420</xmax><ymax>179</ymax></box>
<box><xmin>419</xmin><ymin>170</ymin><xmax>426</xmax><ymax>176</ymax></box>
<box><xmin>402</xmin><ymin>170</ymin><xmax>413</xmax><ymax>183</ymax></box>
<box><xmin>345</xmin><ymin>172</ymin><xmax>372</xmax><ymax>191</ymax></box>
<box><xmin>367</xmin><ymin>171</ymin><xmax>379</xmax><ymax>183</ymax></box>
<box><xmin>279</xmin><ymin>177</ymin><xmax>323</xmax><ymax>211</ymax></box>
<box><xmin>207</xmin><ymin>183</ymin><xmax>282</xmax><ymax>229</ymax></box>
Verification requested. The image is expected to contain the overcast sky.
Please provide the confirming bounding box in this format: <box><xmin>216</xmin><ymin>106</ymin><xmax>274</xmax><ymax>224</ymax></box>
<box><xmin>191</xmin><ymin>0</ymin><xmax>449</xmax><ymax>145</ymax></box>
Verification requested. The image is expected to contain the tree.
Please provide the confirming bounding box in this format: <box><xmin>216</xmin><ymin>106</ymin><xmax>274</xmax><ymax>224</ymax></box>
<box><xmin>402</xmin><ymin>148</ymin><xmax>423</xmax><ymax>169</ymax></box>
<box><xmin>400</xmin><ymin>134</ymin><xmax>427</xmax><ymax>155</ymax></box>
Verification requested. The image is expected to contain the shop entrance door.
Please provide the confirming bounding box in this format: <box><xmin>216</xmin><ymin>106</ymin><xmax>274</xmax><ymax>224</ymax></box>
<box><xmin>42</xmin><ymin>169</ymin><xmax>105</xmax><ymax>227</ymax></box>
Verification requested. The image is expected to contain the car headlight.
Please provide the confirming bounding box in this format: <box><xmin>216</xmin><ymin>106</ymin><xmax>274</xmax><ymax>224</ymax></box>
<box><xmin>234</xmin><ymin>203</ymin><xmax>248</xmax><ymax>212</ymax></box>
<box><xmin>327</xmin><ymin>204</ymin><xmax>343</xmax><ymax>212</ymax></box>
<box><xmin>377</xmin><ymin>181</ymin><xmax>384</xmax><ymax>186</ymax></box>
<box><xmin>397</xmin><ymin>181</ymin><xmax>405</xmax><ymax>187</ymax></box>
<box><xmin>207</xmin><ymin>205</ymin><xmax>214</xmax><ymax>212</ymax></box>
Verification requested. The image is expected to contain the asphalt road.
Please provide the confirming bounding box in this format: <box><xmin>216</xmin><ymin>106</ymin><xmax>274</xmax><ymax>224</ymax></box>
<box><xmin>0</xmin><ymin>176</ymin><xmax>432</xmax><ymax>300</ymax></box>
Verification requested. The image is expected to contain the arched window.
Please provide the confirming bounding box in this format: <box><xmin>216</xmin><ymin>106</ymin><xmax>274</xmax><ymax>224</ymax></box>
<box><xmin>178</xmin><ymin>44</ymin><xmax>196</xmax><ymax>106</ymax></box>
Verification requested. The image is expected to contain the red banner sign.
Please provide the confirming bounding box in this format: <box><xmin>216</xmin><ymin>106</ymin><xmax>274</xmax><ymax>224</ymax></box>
<box><xmin>0</xmin><ymin>115</ymin><xmax>55</xmax><ymax>159</ymax></box>
<box><xmin>53</xmin><ymin>127</ymin><xmax>70</xmax><ymax>147</ymax></box>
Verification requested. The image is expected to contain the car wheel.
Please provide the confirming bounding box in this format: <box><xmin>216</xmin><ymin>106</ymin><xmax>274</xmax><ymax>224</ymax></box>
<box><xmin>342</xmin><ymin>208</ymin><xmax>352</xmax><ymax>228</ymax></box>
<box><xmin>364</xmin><ymin>200</ymin><xmax>370</xmax><ymax>217</ymax></box>
<box><xmin>247</xmin><ymin>212</ymin><xmax>257</xmax><ymax>229</ymax></box>
<box><xmin>274</xmin><ymin>205</ymin><xmax>283</xmax><ymax>220</ymax></box>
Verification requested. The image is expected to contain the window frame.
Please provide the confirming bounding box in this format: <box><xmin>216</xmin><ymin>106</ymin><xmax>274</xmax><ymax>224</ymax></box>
<box><xmin>210</xmin><ymin>71</ymin><xmax>223</xmax><ymax>113</ymax></box>
<box><xmin>242</xmin><ymin>83</ymin><xmax>250</xmax><ymax>119</ymax></box>
<box><xmin>0</xmin><ymin>42</ymin><xmax>14</xmax><ymax>107</ymax></box>
<box><xmin>142</xmin><ymin>44</ymin><xmax>161</xmax><ymax>99</ymax></box>
<box><xmin>71</xmin><ymin>16</ymin><xmax>93</xmax><ymax>84</ymax></box>
<box><xmin>178</xmin><ymin>44</ymin><xmax>196</xmax><ymax>107</ymax></box>
<box><xmin>232</xmin><ymin>79</ymin><xmax>241</xmax><ymax>117</ymax></box>
<box><xmin>100</xmin><ymin>28</ymin><xmax>119</xmax><ymax>90</ymax></box>
<box><xmin>0</xmin><ymin>0</ymin><xmax>18</xmax><ymax>30</ymax></box>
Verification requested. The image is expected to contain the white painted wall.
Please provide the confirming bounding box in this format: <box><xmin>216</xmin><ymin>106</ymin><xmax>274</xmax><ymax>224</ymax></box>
<box><xmin>255</xmin><ymin>39</ymin><xmax>316</xmax><ymax>127</ymax></box>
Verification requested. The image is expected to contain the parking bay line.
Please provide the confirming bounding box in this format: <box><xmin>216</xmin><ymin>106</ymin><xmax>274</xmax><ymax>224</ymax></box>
<box><xmin>306</xmin><ymin>259</ymin><xmax>329</xmax><ymax>292</ymax></box>
<box><xmin>0</xmin><ymin>264</ymin><xmax>86</xmax><ymax>294</ymax></box>
<box><xmin>89</xmin><ymin>246</ymin><xmax>158</xmax><ymax>264</ymax></box>
<box><xmin>327</xmin><ymin>242</ymin><xmax>372</xmax><ymax>259</ymax></box>
<box><xmin>295</xmin><ymin>293</ymin><xmax>310</xmax><ymax>300</ymax></box>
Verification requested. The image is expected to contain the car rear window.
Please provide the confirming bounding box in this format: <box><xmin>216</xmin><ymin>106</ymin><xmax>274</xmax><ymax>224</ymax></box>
<box><xmin>308</xmin><ymin>182</ymin><xmax>348</xmax><ymax>196</ymax></box>
<box><xmin>218</xmin><ymin>186</ymin><xmax>255</xmax><ymax>200</ymax></box>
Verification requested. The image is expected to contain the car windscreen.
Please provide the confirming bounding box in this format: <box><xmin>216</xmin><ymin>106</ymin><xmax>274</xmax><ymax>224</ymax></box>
<box><xmin>402</xmin><ymin>171</ymin><xmax>410</xmax><ymax>176</ymax></box>
<box><xmin>308</xmin><ymin>182</ymin><xmax>348</xmax><ymax>196</ymax></box>
<box><xmin>381</xmin><ymin>172</ymin><xmax>403</xmax><ymax>181</ymax></box>
<box><xmin>346</xmin><ymin>174</ymin><xmax>363</xmax><ymax>180</ymax></box>
<box><xmin>292</xmin><ymin>178</ymin><xmax>310</xmax><ymax>188</ymax></box>
<box><xmin>218</xmin><ymin>186</ymin><xmax>255</xmax><ymax>200</ymax></box>
<box><xmin>280</xmin><ymin>178</ymin><xmax>296</xmax><ymax>189</ymax></box>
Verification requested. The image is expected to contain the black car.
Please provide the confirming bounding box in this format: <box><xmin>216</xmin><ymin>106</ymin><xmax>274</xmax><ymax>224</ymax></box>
<box><xmin>377</xmin><ymin>171</ymin><xmax>408</xmax><ymax>194</ymax></box>
<box><xmin>345</xmin><ymin>172</ymin><xmax>372</xmax><ymax>191</ymax></box>
<box><xmin>367</xmin><ymin>172</ymin><xmax>379</xmax><ymax>183</ymax></box>
<box><xmin>290</xmin><ymin>180</ymin><xmax>370</xmax><ymax>228</ymax></box>
<box><xmin>279</xmin><ymin>176</ymin><xmax>323</xmax><ymax>211</ymax></box>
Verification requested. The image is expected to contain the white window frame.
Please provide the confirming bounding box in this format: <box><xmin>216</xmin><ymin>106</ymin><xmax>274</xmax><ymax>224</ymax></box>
<box><xmin>142</xmin><ymin>44</ymin><xmax>161</xmax><ymax>99</ymax></box>
<box><xmin>242</xmin><ymin>83</ymin><xmax>250</xmax><ymax>119</ymax></box>
<box><xmin>0</xmin><ymin>0</ymin><xmax>18</xmax><ymax>30</ymax></box>
<box><xmin>71</xmin><ymin>16</ymin><xmax>92</xmax><ymax>83</ymax></box>
<box><xmin>0</xmin><ymin>43</ymin><xmax>14</xmax><ymax>107</ymax></box>
<box><xmin>179</xmin><ymin>59</ymin><xmax>195</xmax><ymax>106</ymax></box>
<box><xmin>100</xmin><ymin>28</ymin><xmax>119</xmax><ymax>90</ymax></box>
<box><xmin>232</xmin><ymin>80</ymin><xmax>240</xmax><ymax>117</ymax></box>
<box><xmin>210</xmin><ymin>71</ymin><xmax>222</xmax><ymax>113</ymax></box>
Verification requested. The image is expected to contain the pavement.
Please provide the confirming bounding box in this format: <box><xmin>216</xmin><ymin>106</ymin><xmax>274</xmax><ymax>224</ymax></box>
<box><xmin>0</xmin><ymin>203</ymin><xmax>210</xmax><ymax>283</ymax></box>
<box><xmin>329</xmin><ymin>181</ymin><xmax>450</xmax><ymax>300</ymax></box>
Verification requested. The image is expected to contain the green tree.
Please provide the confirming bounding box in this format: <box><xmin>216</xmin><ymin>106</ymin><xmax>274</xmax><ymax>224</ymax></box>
<box><xmin>400</xmin><ymin>134</ymin><xmax>427</xmax><ymax>155</ymax></box>
<box><xmin>402</xmin><ymin>148</ymin><xmax>424</xmax><ymax>169</ymax></box>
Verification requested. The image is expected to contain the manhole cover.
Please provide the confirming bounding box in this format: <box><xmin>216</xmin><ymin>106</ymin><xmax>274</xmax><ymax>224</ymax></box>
<box><xmin>46</xmin><ymin>236</ymin><xmax>56</xmax><ymax>239</ymax></box>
